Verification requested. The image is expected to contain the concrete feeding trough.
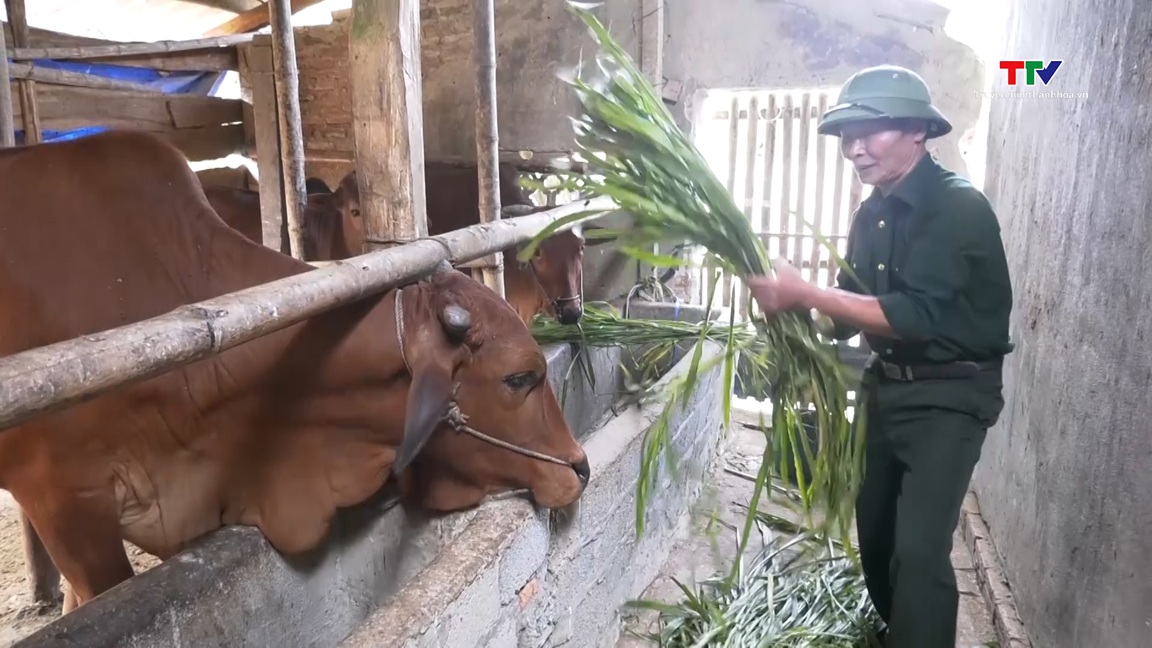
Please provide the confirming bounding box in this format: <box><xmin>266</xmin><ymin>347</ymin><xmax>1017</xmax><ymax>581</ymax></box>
<box><xmin>16</xmin><ymin>301</ymin><xmax>729</xmax><ymax>648</ymax></box>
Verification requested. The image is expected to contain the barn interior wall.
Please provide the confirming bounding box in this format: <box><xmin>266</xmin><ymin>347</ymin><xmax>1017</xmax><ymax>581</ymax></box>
<box><xmin>590</xmin><ymin>0</ymin><xmax>986</xmax><ymax>304</ymax></box>
<box><xmin>290</xmin><ymin>0</ymin><xmax>984</xmax><ymax>301</ymax></box>
<box><xmin>971</xmin><ymin>1</ymin><xmax>1152</xmax><ymax>646</ymax></box>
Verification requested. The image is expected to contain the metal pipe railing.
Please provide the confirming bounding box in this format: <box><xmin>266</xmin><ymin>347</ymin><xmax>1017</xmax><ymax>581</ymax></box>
<box><xmin>0</xmin><ymin>197</ymin><xmax>613</xmax><ymax>433</ymax></box>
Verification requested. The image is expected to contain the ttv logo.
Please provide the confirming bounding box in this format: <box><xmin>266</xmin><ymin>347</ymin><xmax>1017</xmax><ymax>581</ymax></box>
<box><xmin>999</xmin><ymin>60</ymin><xmax>1062</xmax><ymax>86</ymax></box>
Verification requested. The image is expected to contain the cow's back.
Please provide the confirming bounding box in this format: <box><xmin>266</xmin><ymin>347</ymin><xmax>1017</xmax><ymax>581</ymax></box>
<box><xmin>202</xmin><ymin>185</ymin><xmax>264</xmax><ymax>245</ymax></box>
<box><xmin>0</xmin><ymin>130</ymin><xmax>306</xmax><ymax>356</ymax></box>
<box><xmin>424</xmin><ymin>162</ymin><xmax>534</xmax><ymax>235</ymax></box>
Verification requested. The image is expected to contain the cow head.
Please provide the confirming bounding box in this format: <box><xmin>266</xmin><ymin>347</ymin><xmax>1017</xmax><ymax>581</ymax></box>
<box><xmin>392</xmin><ymin>263</ymin><xmax>589</xmax><ymax>511</ymax></box>
<box><xmin>302</xmin><ymin>177</ymin><xmax>365</xmax><ymax>260</ymax></box>
<box><xmin>515</xmin><ymin>219</ymin><xmax>616</xmax><ymax>325</ymax></box>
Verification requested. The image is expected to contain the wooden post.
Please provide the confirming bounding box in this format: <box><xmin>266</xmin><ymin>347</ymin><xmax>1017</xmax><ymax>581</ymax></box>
<box><xmin>268</xmin><ymin>0</ymin><xmax>310</xmax><ymax>260</ymax></box>
<box><xmin>0</xmin><ymin>23</ymin><xmax>14</xmax><ymax>148</ymax></box>
<box><xmin>240</xmin><ymin>39</ymin><xmax>287</xmax><ymax>252</ymax></box>
<box><xmin>349</xmin><ymin>0</ymin><xmax>428</xmax><ymax>247</ymax></box>
<box><xmin>6</xmin><ymin>0</ymin><xmax>41</xmax><ymax>145</ymax></box>
<box><xmin>472</xmin><ymin>0</ymin><xmax>504</xmax><ymax>297</ymax></box>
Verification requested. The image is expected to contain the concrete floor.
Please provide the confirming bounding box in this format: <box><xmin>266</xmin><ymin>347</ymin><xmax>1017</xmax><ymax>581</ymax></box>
<box><xmin>616</xmin><ymin>418</ymin><xmax>998</xmax><ymax>648</ymax></box>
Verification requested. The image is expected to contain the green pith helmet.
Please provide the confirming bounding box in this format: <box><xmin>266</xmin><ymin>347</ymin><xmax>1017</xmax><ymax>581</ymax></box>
<box><xmin>817</xmin><ymin>65</ymin><xmax>952</xmax><ymax>138</ymax></box>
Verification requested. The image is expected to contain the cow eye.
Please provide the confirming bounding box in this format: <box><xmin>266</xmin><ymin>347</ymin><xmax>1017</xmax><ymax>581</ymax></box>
<box><xmin>503</xmin><ymin>371</ymin><xmax>537</xmax><ymax>391</ymax></box>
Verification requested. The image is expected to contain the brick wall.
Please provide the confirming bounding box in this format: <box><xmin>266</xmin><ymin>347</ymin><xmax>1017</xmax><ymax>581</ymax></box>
<box><xmin>293</xmin><ymin>1</ymin><xmax>642</xmax><ymax>176</ymax></box>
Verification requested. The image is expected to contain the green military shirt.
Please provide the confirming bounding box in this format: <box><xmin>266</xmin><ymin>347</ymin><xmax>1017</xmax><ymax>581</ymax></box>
<box><xmin>832</xmin><ymin>152</ymin><xmax>1014</xmax><ymax>367</ymax></box>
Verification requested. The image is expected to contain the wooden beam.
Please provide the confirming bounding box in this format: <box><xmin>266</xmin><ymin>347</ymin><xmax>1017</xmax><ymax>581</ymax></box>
<box><xmin>175</xmin><ymin>0</ymin><xmax>263</xmax><ymax>13</ymax></box>
<box><xmin>205</xmin><ymin>0</ymin><xmax>324</xmax><ymax>36</ymax></box>
<box><xmin>11</xmin><ymin>86</ymin><xmax>243</xmax><ymax>133</ymax></box>
<box><xmin>238</xmin><ymin>41</ymin><xmax>286</xmax><ymax>251</ymax></box>
<box><xmin>268</xmin><ymin>0</ymin><xmax>309</xmax><ymax>260</ymax></box>
<box><xmin>6</xmin><ymin>0</ymin><xmax>40</xmax><ymax>145</ymax></box>
<box><xmin>7</xmin><ymin>34</ymin><xmax>254</xmax><ymax>63</ymax></box>
<box><xmin>8</xmin><ymin>63</ymin><xmax>158</xmax><ymax>93</ymax></box>
<box><xmin>349</xmin><ymin>0</ymin><xmax>428</xmax><ymax>247</ymax></box>
<box><xmin>0</xmin><ymin>20</ymin><xmax>13</xmax><ymax>147</ymax></box>
<box><xmin>472</xmin><ymin>0</ymin><xmax>504</xmax><ymax>297</ymax></box>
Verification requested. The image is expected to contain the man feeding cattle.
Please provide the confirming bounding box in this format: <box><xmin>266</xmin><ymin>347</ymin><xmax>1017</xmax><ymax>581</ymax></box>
<box><xmin>0</xmin><ymin>129</ymin><xmax>590</xmax><ymax>612</ymax></box>
<box><xmin>747</xmin><ymin>65</ymin><xmax>1014</xmax><ymax>648</ymax></box>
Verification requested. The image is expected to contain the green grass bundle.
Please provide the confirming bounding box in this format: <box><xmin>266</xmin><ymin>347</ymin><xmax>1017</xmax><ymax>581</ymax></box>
<box><xmin>524</xmin><ymin>2</ymin><xmax>865</xmax><ymax>559</ymax></box>
<box><xmin>623</xmin><ymin>515</ymin><xmax>881</xmax><ymax>647</ymax></box>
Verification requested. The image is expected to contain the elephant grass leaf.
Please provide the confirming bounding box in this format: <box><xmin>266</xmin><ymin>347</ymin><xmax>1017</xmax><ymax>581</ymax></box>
<box><xmin>542</xmin><ymin>1</ymin><xmax>865</xmax><ymax>556</ymax></box>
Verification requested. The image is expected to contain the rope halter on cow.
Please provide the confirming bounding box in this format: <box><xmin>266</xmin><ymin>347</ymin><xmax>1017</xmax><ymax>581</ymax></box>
<box><xmin>393</xmin><ymin>286</ymin><xmax>571</xmax><ymax>468</ymax></box>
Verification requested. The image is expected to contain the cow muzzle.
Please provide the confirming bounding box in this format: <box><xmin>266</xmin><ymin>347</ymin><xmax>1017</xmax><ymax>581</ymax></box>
<box><xmin>572</xmin><ymin>456</ymin><xmax>591</xmax><ymax>489</ymax></box>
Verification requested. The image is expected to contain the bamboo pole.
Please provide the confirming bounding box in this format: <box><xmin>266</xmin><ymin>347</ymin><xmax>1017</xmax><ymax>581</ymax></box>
<box><xmin>6</xmin><ymin>34</ymin><xmax>255</xmax><ymax>62</ymax></box>
<box><xmin>8</xmin><ymin>62</ymin><xmax>158</xmax><ymax>92</ymax></box>
<box><xmin>0</xmin><ymin>25</ymin><xmax>13</xmax><ymax>148</ymax></box>
<box><xmin>0</xmin><ymin>197</ymin><xmax>615</xmax><ymax>433</ymax></box>
<box><xmin>472</xmin><ymin>0</ymin><xmax>504</xmax><ymax>297</ymax></box>
<box><xmin>268</xmin><ymin>0</ymin><xmax>309</xmax><ymax>260</ymax></box>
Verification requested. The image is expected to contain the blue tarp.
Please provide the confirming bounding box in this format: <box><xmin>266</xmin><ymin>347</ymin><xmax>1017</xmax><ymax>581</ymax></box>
<box><xmin>8</xmin><ymin>57</ymin><xmax>227</xmax><ymax>144</ymax></box>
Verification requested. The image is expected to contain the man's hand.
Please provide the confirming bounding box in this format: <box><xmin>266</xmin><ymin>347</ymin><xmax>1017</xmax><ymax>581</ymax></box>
<box><xmin>746</xmin><ymin>258</ymin><xmax>813</xmax><ymax>316</ymax></box>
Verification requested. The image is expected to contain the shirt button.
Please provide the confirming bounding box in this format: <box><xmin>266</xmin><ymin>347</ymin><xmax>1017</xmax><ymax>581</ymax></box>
<box><xmin>878</xmin><ymin>220</ymin><xmax>886</xmax><ymax>228</ymax></box>
<box><xmin>884</xmin><ymin>349</ymin><xmax>892</xmax><ymax>355</ymax></box>
<box><xmin>878</xmin><ymin>263</ymin><xmax>886</xmax><ymax>270</ymax></box>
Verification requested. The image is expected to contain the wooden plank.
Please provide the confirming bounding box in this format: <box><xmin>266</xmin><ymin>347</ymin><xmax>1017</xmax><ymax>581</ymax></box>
<box><xmin>809</xmin><ymin>92</ymin><xmax>829</xmax><ymax>285</ymax></box>
<box><xmin>241</xmin><ymin>41</ymin><xmax>286</xmax><ymax>251</ymax></box>
<box><xmin>11</xmin><ymin>85</ymin><xmax>243</xmax><ymax>133</ymax></box>
<box><xmin>177</xmin><ymin>0</ymin><xmax>263</xmax><ymax>12</ymax></box>
<box><xmin>793</xmin><ymin>92</ymin><xmax>811</xmax><ymax>270</ymax></box>
<box><xmin>269</xmin><ymin>0</ymin><xmax>309</xmax><ymax>260</ymax></box>
<box><xmin>6</xmin><ymin>0</ymin><xmax>41</xmax><ymax>145</ymax></box>
<box><xmin>235</xmin><ymin>42</ymin><xmax>258</xmax><ymax>190</ymax></box>
<box><xmin>0</xmin><ymin>21</ymin><xmax>13</xmax><ymax>147</ymax></box>
<box><xmin>3</xmin><ymin>22</ymin><xmax>235</xmax><ymax>71</ymax></box>
<box><xmin>206</xmin><ymin>0</ymin><xmax>325</xmax><ymax>36</ymax></box>
<box><xmin>828</xmin><ymin>131</ymin><xmax>847</xmax><ymax>287</ymax></box>
<box><xmin>759</xmin><ymin>94</ymin><xmax>777</xmax><ymax>248</ymax></box>
<box><xmin>778</xmin><ymin>94</ymin><xmax>794</xmax><ymax>259</ymax></box>
<box><xmin>164</xmin><ymin>123</ymin><xmax>246</xmax><ymax>161</ymax></box>
<box><xmin>7</xmin><ymin>34</ymin><xmax>253</xmax><ymax>63</ymax></box>
<box><xmin>349</xmin><ymin>0</ymin><xmax>428</xmax><ymax>245</ymax></box>
<box><xmin>472</xmin><ymin>0</ymin><xmax>503</xmax><ymax>296</ymax></box>
<box><xmin>739</xmin><ymin>93</ymin><xmax>759</xmax><ymax>319</ymax></box>
<box><xmin>8</xmin><ymin>62</ymin><xmax>158</xmax><ymax>93</ymax></box>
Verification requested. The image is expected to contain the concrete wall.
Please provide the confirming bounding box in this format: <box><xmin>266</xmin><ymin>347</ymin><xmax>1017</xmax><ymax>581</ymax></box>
<box><xmin>971</xmin><ymin>1</ymin><xmax>1152</xmax><ymax>647</ymax></box>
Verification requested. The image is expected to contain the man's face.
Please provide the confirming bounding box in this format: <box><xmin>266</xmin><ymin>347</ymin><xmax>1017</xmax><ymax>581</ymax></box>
<box><xmin>838</xmin><ymin>119</ymin><xmax>927</xmax><ymax>189</ymax></box>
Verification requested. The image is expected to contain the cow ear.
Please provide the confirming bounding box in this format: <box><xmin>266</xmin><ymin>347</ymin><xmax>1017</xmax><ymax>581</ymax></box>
<box><xmin>393</xmin><ymin>352</ymin><xmax>455</xmax><ymax>475</ymax></box>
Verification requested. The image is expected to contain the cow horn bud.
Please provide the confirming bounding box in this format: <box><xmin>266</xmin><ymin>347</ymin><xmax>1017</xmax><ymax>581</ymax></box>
<box><xmin>440</xmin><ymin>303</ymin><xmax>471</xmax><ymax>340</ymax></box>
<box><xmin>432</xmin><ymin>259</ymin><xmax>455</xmax><ymax>275</ymax></box>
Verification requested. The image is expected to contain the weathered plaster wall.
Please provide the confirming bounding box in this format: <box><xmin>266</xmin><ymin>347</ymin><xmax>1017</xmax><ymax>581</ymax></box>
<box><xmin>586</xmin><ymin>0</ymin><xmax>986</xmax><ymax>305</ymax></box>
<box><xmin>663</xmin><ymin>0</ymin><xmax>982</xmax><ymax>177</ymax></box>
<box><xmin>971</xmin><ymin>1</ymin><xmax>1152</xmax><ymax>647</ymax></box>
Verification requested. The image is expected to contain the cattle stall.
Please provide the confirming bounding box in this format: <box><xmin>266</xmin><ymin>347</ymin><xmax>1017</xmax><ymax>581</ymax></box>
<box><xmin>0</xmin><ymin>2</ymin><xmax>724</xmax><ymax>647</ymax></box>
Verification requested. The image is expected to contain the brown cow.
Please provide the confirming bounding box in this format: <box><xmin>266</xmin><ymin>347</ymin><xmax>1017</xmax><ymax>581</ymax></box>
<box><xmin>0</xmin><ymin>130</ymin><xmax>589</xmax><ymax>613</ymax></box>
<box><xmin>201</xmin><ymin>179</ymin><xmax>354</xmax><ymax>260</ymax></box>
<box><xmin>331</xmin><ymin>164</ymin><xmax>614</xmax><ymax>327</ymax></box>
